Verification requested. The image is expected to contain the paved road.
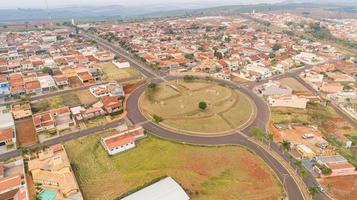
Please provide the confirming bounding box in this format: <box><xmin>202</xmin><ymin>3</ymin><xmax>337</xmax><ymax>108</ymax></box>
<box><xmin>126</xmin><ymin>77</ymin><xmax>305</xmax><ymax>200</ymax></box>
<box><xmin>81</xmin><ymin>33</ymin><xmax>158</xmax><ymax>79</ymax></box>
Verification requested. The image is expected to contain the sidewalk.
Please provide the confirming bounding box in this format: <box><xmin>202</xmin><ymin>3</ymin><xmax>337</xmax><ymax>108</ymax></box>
<box><xmin>250</xmin><ymin>139</ymin><xmax>310</xmax><ymax>200</ymax></box>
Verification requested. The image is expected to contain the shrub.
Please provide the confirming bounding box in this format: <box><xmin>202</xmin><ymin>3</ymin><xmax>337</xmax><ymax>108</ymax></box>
<box><xmin>153</xmin><ymin>114</ymin><xmax>163</xmax><ymax>123</ymax></box>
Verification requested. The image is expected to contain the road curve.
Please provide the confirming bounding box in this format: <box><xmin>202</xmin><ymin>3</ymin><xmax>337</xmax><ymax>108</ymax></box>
<box><xmin>126</xmin><ymin>76</ymin><xmax>304</xmax><ymax>200</ymax></box>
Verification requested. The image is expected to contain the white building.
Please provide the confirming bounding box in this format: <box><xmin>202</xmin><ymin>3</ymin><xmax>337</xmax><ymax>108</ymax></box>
<box><xmin>121</xmin><ymin>177</ymin><xmax>190</xmax><ymax>200</ymax></box>
<box><xmin>268</xmin><ymin>95</ymin><xmax>309</xmax><ymax>109</ymax></box>
<box><xmin>101</xmin><ymin>127</ymin><xmax>145</xmax><ymax>155</ymax></box>
<box><xmin>112</xmin><ymin>60</ymin><xmax>130</xmax><ymax>69</ymax></box>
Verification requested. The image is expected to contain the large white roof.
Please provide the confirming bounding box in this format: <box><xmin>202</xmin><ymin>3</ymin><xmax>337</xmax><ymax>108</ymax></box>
<box><xmin>121</xmin><ymin>177</ymin><xmax>190</xmax><ymax>200</ymax></box>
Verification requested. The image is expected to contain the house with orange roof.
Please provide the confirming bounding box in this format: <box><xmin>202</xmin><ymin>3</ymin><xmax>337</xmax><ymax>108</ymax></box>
<box><xmin>11</xmin><ymin>103</ymin><xmax>32</xmax><ymax>120</ymax></box>
<box><xmin>53</xmin><ymin>75</ymin><xmax>69</xmax><ymax>87</ymax></box>
<box><xmin>93</xmin><ymin>51</ymin><xmax>115</xmax><ymax>62</ymax></box>
<box><xmin>76</xmin><ymin>71</ymin><xmax>94</xmax><ymax>84</ymax></box>
<box><xmin>25</xmin><ymin>80</ymin><xmax>41</xmax><ymax>95</ymax></box>
<box><xmin>28</xmin><ymin>144</ymin><xmax>83</xmax><ymax>199</ymax></box>
<box><xmin>0</xmin><ymin>158</ymin><xmax>29</xmax><ymax>200</ymax></box>
<box><xmin>101</xmin><ymin>96</ymin><xmax>122</xmax><ymax>114</ymax></box>
<box><xmin>32</xmin><ymin>107</ymin><xmax>74</xmax><ymax>133</ymax></box>
<box><xmin>320</xmin><ymin>82</ymin><xmax>344</xmax><ymax>94</ymax></box>
<box><xmin>0</xmin><ymin>112</ymin><xmax>16</xmax><ymax>154</ymax></box>
<box><xmin>101</xmin><ymin>126</ymin><xmax>145</xmax><ymax>155</ymax></box>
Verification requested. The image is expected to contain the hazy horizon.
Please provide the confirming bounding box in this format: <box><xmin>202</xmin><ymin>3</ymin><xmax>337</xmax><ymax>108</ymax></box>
<box><xmin>0</xmin><ymin>0</ymin><xmax>284</xmax><ymax>9</ymax></box>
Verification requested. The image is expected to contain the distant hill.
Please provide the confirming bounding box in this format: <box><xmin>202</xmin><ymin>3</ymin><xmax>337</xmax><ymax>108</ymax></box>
<box><xmin>0</xmin><ymin>1</ymin><xmax>354</xmax><ymax>22</ymax></box>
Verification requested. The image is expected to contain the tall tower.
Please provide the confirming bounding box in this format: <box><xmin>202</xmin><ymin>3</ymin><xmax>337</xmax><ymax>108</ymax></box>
<box><xmin>45</xmin><ymin>0</ymin><xmax>53</xmax><ymax>26</ymax></box>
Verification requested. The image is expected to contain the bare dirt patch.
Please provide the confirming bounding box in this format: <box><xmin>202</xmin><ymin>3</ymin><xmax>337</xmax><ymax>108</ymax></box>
<box><xmin>15</xmin><ymin>118</ymin><xmax>38</xmax><ymax>147</ymax></box>
<box><xmin>321</xmin><ymin>175</ymin><xmax>357</xmax><ymax>200</ymax></box>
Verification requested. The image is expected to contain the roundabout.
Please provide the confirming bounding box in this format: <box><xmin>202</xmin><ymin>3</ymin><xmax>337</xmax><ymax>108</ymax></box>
<box><xmin>138</xmin><ymin>79</ymin><xmax>256</xmax><ymax>136</ymax></box>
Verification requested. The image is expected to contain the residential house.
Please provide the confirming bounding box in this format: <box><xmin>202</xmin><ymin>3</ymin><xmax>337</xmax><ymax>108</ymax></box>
<box><xmin>93</xmin><ymin>51</ymin><xmax>115</xmax><ymax>62</ymax></box>
<box><xmin>0</xmin><ymin>75</ymin><xmax>9</xmax><ymax>97</ymax></box>
<box><xmin>0</xmin><ymin>112</ymin><xmax>16</xmax><ymax>153</ymax></box>
<box><xmin>101</xmin><ymin>96</ymin><xmax>122</xmax><ymax>114</ymax></box>
<box><xmin>28</xmin><ymin>144</ymin><xmax>83</xmax><ymax>199</ymax></box>
<box><xmin>33</xmin><ymin>107</ymin><xmax>74</xmax><ymax>133</ymax></box>
<box><xmin>11</xmin><ymin>103</ymin><xmax>32</xmax><ymax>120</ymax></box>
<box><xmin>89</xmin><ymin>82</ymin><xmax>125</xmax><ymax>98</ymax></box>
<box><xmin>53</xmin><ymin>75</ymin><xmax>69</xmax><ymax>88</ymax></box>
<box><xmin>0</xmin><ymin>158</ymin><xmax>29</xmax><ymax>200</ymax></box>
<box><xmin>25</xmin><ymin>80</ymin><xmax>41</xmax><ymax>95</ymax></box>
<box><xmin>76</xmin><ymin>71</ymin><xmax>94</xmax><ymax>84</ymax></box>
<box><xmin>9</xmin><ymin>73</ymin><xmax>25</xmax><ymax>96</ymax></box>
<box><xmin>315</xmin><ymin>155</ymin><xmax>357</xmax><ymax>177</ymax></box>
<box><xmin>320</xmin><ymin>82</ymin><xmax>344</xmax><ymax>94</ymax></box>
<box><xmin>37</xmin><ymin>75</ymin><xmax>57</xmax><ymax>93</ymax></box>
<box><xmin>268</xmin><ymin>95</ymin><xmax>309</xmax><ymax>109</ymax></box>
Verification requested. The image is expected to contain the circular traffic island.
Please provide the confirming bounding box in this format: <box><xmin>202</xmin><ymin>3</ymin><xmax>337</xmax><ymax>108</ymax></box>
<box><xmin>139</xmin><ymin>80</ymin><xmax>256</xmax><ymax>136</ymax></box>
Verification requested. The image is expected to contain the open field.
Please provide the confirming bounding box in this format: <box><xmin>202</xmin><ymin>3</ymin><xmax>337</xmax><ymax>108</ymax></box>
<box><xmin>65</xmin><ymin>132</ymin><xmax>283</xmax><ymax>200</ymax></box>
<box><xmin>98</xmin><ymin>62</ymin><xmax>140</xmax><ymax>81</ymax></box>
<box><xmin>75</xmin><ymin>90</ymin><xmax>98</xmax><ymax>106</ymax></box>
<box><xmin>15</xmin><ymin>118</ymin><xmax>38</xmax><ymax>147</ymax></box>
<box><xmin>278</xmin><ymin>78</ymin><xmax>312</xmax><ymax>95</ymax></box>
<box><xmin>140</xmin><ymin>80</ymin><xmax>255</xmax><ymax>134</ymax></box>
<box><xmin>321</xmin><ymin>175</ymin><xmax>357</xmax><ymax>200</ymax></box>
<box><xmin>31</xmin><ymin>92</ymin><xmax>86</xmax><ymax>113</ymax></box>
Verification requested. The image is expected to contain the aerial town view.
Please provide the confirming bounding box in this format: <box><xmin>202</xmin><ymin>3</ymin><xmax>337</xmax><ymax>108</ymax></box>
<box><xmin>0</xmin><ymin>0</ymin><xmax>356</xmax><ymax>200</ymax></box>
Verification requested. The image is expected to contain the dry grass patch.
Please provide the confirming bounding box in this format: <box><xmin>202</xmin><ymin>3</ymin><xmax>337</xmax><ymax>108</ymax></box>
<box><xmin>65</xmin><ymin>133</ymin><xmax>283</xmax><ymax>200</ymax></box>
<box><xmin>278</xmin><ymin>77</ymin><xmax>312</xmax><ymax>95</ymax></box>
<box><xmin>98</xmin><ymin>62</ymin><xmax>140</xmax><ymax>81</ymax></box>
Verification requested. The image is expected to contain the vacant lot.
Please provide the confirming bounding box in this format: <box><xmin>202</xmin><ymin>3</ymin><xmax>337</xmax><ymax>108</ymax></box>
<box><xmin>98</xmin><ymin>62</ymin><xmax>140</xmax><ymax>81</ymax></box>
<box><xmin>140</xmin><ymin>80</ymin><xmax>255</xmax><ymax>135</ymax></box>
<box><xmin>321</xmin><ymin>175</ymin><xmax>357</xmax><ymax>200</ymax></box>
<box><xmin>278</xmin><ymin>77</ymin><xmax>312</xmax><ymax>95</ymax></box>
<box><xmin>76</xmin><ymin>90</ymin><xmax>98</xmax><ymax>106</ymax></box>
<box><xmin>31</xmin><ymin>93</ymin><xmax>82</xmax><ymax>113</ymax></box>
<box><xmin>15</xmin><ymin>118</ymin><xmax>38</xmax><ymax>147</ymax></box>
<box><xmin>65</xmin><ymin>132</ymin><xmax>283</xmax><ymax>200</ymax></box>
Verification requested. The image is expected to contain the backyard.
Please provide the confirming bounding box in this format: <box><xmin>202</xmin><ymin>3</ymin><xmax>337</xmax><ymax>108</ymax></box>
<box><xmin>98</xmin><ymin>62</ymin><xmax>140</xmax><ymax>81</ymax></box>
<box><xmin>65</xmin><ymin>132</ymin><xmax>283</xmax><ymax>200</ymax></box>
<box><xmin>139</xmin><ymin>80</ymin><xmax>256</xmax><ymax>135</ymax></box>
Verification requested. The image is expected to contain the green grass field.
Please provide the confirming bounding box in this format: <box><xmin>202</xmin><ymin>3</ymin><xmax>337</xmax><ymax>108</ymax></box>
<box><xmin>140</xmin><ymin>80</ymin><xmax>255</xmax><ymax>134</ymax></box>
<box><xmin>98</xmin><ymin>62</ymin><xmax>140</xmax><ymax>81</ymax></box>
<box><xmin>65</xmin><ymin>132</ymin><xmax>283</xmax><ymax>200</ymax></box>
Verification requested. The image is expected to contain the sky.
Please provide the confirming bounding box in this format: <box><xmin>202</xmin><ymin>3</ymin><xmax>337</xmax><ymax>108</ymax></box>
<box><xmin>0</xmin><ymin>0</ymin><xmax>283</xmax><ymax>9</ymax></box>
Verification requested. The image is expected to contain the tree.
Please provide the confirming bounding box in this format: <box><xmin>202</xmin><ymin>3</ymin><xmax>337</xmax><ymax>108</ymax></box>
<box><xmin>91</xmin><ymin>40</ymin><xmax>97</xmax><ymax>45</ymax></box>
<box><xmin>33</xmin><ymin>193</ymin><xmax>42</xmax><ymax>200</ymax></box>
<box><xmin>250</xmin><ymin>126</ymin><xmax>266</xmax><ymax>142</ymax></box>
<box><xmin>321</xmin><ymin>166</ymin><xmax>332</xmax><ymax>175</ymax></box>
<box><xmin>183</xmin><ymin>75</ymin><xmax>196</xmax><ymax>82</ymax></box>
<box><xmin>308</xmin><ymin>186</ymin><xmax>319</xmax><ymax>198</ymax></box>
<box><xmin>153</xmin><ymin>114</ymin><xmax>163</xmax><ymax>123</ymax></box>
<box><xmin>272</xmin><ymin>44</ymin><xmax>281</xmax><ymax>51</ymax></box>
<box><xmin>147</xmin><ymin>83</ymin><xmax>157</xmax><ymax>90</ymax></box>
<box><xmin>266</xmin><ymin>132</ymin><xmax>274</xmax><ymax>148</ymax></box>
<box><xmin>280</xmin><ymin>140</ymin><xmax>291</xmax><ymax>152</ymax></box>
<box><xmin>184</xmin><ymin>53</ymin><xmax>194</xmax><ymax>60</ymax></box>
<box><xmin>198</xmin><ymin>101</ymin><xmax>207</xmax><ymax>110</ymax></box>
<box><xmin>41</xmin><ymin>67</ymin><xmax>53</xmax><ymax>75</ymax></box>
